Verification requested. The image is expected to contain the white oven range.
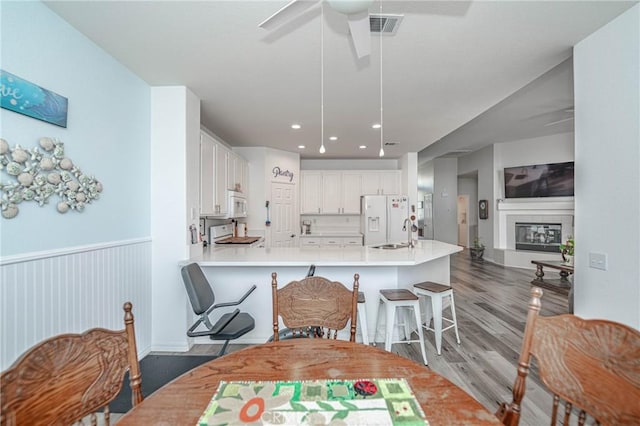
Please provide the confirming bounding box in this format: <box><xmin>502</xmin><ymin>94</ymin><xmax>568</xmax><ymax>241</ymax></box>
<box><xmin>209</xmin><ymin>224</ymin><xmax>264</xmax><ymax>248</ymax></box>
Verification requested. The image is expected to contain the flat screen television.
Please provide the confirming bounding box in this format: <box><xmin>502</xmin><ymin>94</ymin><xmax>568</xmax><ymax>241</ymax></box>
<box><xmin>504</xmin><ymin>161</ymin><xmax>574</xmax><ymax>198</ymax></box>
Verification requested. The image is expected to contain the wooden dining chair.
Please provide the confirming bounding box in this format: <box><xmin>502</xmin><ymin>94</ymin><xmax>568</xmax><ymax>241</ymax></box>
<box><xmin>1</xmin><ymin>302</ymin><xmax>143</xmax><ymax>426</ymax></box>
<box><xmin>271</xmin><ymin>272</ymin><xmax>359</xmax><ymax>342</ymax></box>
<box><xmin>497</xmin><ymin>287</ymin><xmax>640</xmax><ymax>426</ymax></box>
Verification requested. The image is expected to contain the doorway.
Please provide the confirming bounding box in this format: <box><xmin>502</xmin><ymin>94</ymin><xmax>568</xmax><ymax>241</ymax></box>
<box><xmin>457</xmin><ymin>195</ymin><xmax>469</xmax><ymax>247</ymax></box>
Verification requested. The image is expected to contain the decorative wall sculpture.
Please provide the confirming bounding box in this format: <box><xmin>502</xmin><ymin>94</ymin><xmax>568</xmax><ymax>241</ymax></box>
<box><xmin>0</xmin><ymin>137</ymin><xmax>103</xmax><ymax>219</ymax></box>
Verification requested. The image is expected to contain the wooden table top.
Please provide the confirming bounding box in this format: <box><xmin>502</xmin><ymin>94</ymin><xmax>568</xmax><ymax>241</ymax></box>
<box><xmin>118</xmin><ymin>340</ymin><xmax>500</xmax><ymax>425</ymax></box>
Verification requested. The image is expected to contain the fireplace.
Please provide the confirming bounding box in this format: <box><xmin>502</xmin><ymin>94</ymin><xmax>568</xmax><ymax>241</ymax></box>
<box><xmin>515</xmin><ymin>222</ymin><xmax>562</xmax><ymax>253</ymax></box>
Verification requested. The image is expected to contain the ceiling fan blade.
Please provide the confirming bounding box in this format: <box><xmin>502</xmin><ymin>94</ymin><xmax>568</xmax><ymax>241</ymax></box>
<box><xmin>347</xmin><ymin>11</ymin><xmax>371</xmax><ymax>59</ymax></box>
<box><xmin>259</xmin><ymin>0</ymin><xmax>317</xmax><ymax>31</ymax></box>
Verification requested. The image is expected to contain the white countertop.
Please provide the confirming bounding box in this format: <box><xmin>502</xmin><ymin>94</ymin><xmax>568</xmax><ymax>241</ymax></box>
<box><xmin>191</xmin><ymin>240</ymin><xmax>462</xmax><ymax>266</ymax></box>
<box><xmin>299</xmin><ymin>232</ymin><xmax>362</xmax><ymax>238</ymax></box>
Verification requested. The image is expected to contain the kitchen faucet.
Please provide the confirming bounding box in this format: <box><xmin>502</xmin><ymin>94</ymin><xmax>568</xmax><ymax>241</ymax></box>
<box><xmin>402</xmin><ymin>218</ymin><xmax>415</xmax><ymax>248</ymax></box>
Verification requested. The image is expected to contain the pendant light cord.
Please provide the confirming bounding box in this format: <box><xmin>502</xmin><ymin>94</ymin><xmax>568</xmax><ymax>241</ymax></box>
<box><xmin>379</xmin><ymin>0</ymin><xmax>384</xmax><ymax>157</ymax></box>
<box><xmin>320</xmin><ymin>3</ymin><xmax>325</xmax><ymax>154</ymax></box>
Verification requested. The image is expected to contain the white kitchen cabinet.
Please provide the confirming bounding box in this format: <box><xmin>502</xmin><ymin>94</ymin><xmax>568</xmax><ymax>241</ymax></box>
<box><xmin>300</xmin><ymin>171</ymin><xmax>322</xmax><ymax>214</ymax></box>
<box><xmin>342</xmin><ymin>236</ymin><xmax>363</xmax><ymax>246</ymax></box>
<box><xmin>321</xmin><ymin>172</ymin><xmax>341</xmax><ymax>214</ymax></box>
<box><xmin>301</xmin><ymin>171</ymin><xmax>362</xmax><ymax>215</ymax></box>
<box><xmin>341</xmin><ymin>172</ymin><xmax>362</xmax><ymax>214</ymax></box>
<box><xmin>361</xmin><ymin>171</ymin><xmax>400</xmax><ymax>195</ymax></box>
<box><xmin>379</xmin><ymin>171</ymin><xmax>400</xmax><ymax>195</ymax></box>
<box><xmin>200</xmin><ymin>132</ymin><xmax>228</xmax><ymax>216</ymax></box>
<box><xmin>299</xmin><ymin>235</ymin><xmax>363</xmax><ymax>247</ymax></box>
<box><xmin>226</xmin><ymin>151</ymin><xmax>248</xmax><ymax>193</ymax></box>
<box><xmin>299</xmin><ymin>237</ymin><xmax>323</xmax><ymax>247</ymax></box>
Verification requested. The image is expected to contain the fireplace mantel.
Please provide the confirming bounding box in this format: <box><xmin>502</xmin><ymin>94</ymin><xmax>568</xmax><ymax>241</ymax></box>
<box><xmin>497</xmin><ymin>198</ymin><xmax>574</xmax><ymax>211</ymax></box>
<box><xmin>495</xmin><ymin>198</ymin><xmax>574</xmax><ymax>268</ymax></box>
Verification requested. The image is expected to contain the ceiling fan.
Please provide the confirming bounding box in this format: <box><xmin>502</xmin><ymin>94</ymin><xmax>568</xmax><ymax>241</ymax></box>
<box><xmin>259</xmin><ymin>0</ymin><xmax>375</xmax><ymax>59</ymax></box>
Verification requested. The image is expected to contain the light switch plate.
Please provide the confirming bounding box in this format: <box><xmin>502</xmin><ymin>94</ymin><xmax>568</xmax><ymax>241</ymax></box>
<box><xmin>589</xmin><ymin>252</ymin><xmax>607</xmax><ymax>271</ymax></box>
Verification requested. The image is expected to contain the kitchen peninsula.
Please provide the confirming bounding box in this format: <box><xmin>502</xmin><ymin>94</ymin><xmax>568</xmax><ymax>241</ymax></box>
<box><xmin>188</xmin><ymin>240</ymin><xmax>462</xmax><ymax>343</ymax></box>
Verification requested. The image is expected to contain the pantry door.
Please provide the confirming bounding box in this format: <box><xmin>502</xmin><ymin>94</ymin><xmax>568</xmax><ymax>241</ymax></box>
<box><xmin>270</xmin><ymin>182</ymin><xmax>297</xmax><ymax>247</ymax></box>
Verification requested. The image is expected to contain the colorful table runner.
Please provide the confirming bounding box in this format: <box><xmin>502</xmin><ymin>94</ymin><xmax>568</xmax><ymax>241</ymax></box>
<box><xmin>198</xmin><ymin>378</ymin><xmax>429</xmax><ymax>425</ymax></box>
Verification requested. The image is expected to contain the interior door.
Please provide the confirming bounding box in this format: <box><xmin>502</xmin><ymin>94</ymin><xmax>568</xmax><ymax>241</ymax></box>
<box><xmin>270</xmin><ymin>182</ymin><xmax>296</xmax><ymax>247</ymax></box>
<box><xmin>457</xmin><ymin>195</ymin><xmax>469</xmax><ymax>247</ymax></box>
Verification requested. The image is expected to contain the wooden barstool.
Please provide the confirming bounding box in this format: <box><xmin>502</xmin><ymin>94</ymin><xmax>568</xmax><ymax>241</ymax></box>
<box><xmin>357</xmin><ymin>291</ymin><xmax>369</xmax><ymax>345</ymax></box>
<box><xmin>413</xmin><ymin>281</ymin><xmax>461</xmax><ymax>355</ymax></box>
<box><xmin>374</xmin><ymin>289</ymin><xmax>428</xmax><ymax>365</ymax></box>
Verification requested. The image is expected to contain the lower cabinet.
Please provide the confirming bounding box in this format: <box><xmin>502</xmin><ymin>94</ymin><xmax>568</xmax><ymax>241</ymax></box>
<box><xmin>299</xmin><ymin>236</ymin><xmax>363</xmax><ymax>247</ymax></box>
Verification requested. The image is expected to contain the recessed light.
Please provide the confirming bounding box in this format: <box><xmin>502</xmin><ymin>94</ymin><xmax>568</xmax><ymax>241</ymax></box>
<box><xmin>372</xmin><ymin>123</ymin><xmax>381</xmax><ymax>129</ymax></box>
<box><xmin>359</xmin><ymin>145</ymin><xmax>367</xmax><ymax>149</ymax></box>
<box><xmin>329</xmin><ymin>136</ymin><xmax>338</xmax><ymax>141</ymax></box>
<box><xmin>291</xmin><ymin>124</ymin><xmax>301</xmax><ymax>129</ymax></box>
<box><xmin>298</xmin><ymin>145</ymin><xmax>305</xmax><ymax>149</ymax></box>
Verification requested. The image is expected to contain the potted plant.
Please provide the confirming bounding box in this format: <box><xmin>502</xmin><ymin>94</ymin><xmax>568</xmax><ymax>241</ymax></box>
<box><xmin>559</xmin><ymin>236</ymin><xmax>575</xmax><ymax>266</ymax></box>
<box><xmin>470</xmin><ymin>237</ymin><xmax>485</xmax><ymax>261</ymax></box>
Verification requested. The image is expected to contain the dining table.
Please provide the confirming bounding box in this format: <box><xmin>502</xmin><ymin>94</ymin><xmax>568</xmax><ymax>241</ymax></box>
<box><xmin>117</xmin><ymin>339</ymin><xmax>501</xmax><ymax>425</ymax></box>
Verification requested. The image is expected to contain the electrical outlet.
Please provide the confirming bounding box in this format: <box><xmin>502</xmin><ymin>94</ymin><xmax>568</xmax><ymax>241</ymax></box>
<box><xmin>589</xmin><ymin>252</ymin><xmax>607</xmax><ymax>271</ymax></box>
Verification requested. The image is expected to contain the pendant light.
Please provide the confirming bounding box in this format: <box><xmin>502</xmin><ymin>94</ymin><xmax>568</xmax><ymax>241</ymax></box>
<box><xmin>378</xmin><ymin>0</ymin><xmax>385</xmax><ymax>157</ymax></box>
<box><xmin>319</xmin><ymin>3</ymin><xmax>326</xmax><ymax>154</ymax></box>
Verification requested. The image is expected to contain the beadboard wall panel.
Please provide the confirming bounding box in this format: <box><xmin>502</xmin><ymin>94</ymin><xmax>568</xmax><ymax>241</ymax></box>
<box><xmin>0</xmin><ymin>240</ymin><xmax>152</xmax><ymax>370</ymax></box>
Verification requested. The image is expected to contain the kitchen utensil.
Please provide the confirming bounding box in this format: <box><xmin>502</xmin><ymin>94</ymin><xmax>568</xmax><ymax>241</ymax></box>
<box><xmin>265</xmin><ymin>201</ymin><xmax>271</xmax><ymax>226</ymax></box>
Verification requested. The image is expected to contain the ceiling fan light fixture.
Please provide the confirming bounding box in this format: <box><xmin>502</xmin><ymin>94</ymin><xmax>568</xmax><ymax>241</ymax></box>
<box><xmin>379</xmin><ymin>147</ymin><xmax>385</xmax><ymax>157</ymax></box>
<box><xmin>319</xmin><ymin>143</ymin><xmax>326</xmax><ymax>154</ymax></box>
<box><xmin>327</xmin><ymin>0</ymin><xmax>373</xmax><ymax>15</ymax></box>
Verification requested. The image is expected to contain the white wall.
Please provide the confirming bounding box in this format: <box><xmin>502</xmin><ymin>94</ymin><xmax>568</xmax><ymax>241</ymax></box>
<box><xmin>458</xmin><ymin>146</ymin><xmax>495</xmax><ymax>257</ymax></box>
<box><xmin>0</xmin><ymin>1</ymin><xmax>153</xmax><ymax>367</ymax></box>
<box><xmin>574</xmin><ymin>5</ymin><xmax>640</xmax><ymax>329</ymax></box>
<box><xmin>0</xmin><ymin>1</ymin><xmax>150</xmax><ymax>256</ymax></box>
<box><xmin>301</xmin><ymin>159</ymin><xmax>398</xmax><ymax>170</ymax></box>
<box><xmin>150</xmin><ymin>87</ymin><xmax>201</xmax><ymax>351</ymax></box>
<box><xmin>432</xmin><ymin>158</ymin><xmax>458</xmax><ymax>244</ymax></box>
<box><xmin>400</xmin><ymin>152</ymin><xmax>419</xmax><ymax>211</ymax></box>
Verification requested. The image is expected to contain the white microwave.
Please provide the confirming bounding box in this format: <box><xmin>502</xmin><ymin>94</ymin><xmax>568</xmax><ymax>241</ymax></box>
<box><xmin>226</xmin><ymin>190</ymin><xmax>247</xmax><ymax>218</ymax></box>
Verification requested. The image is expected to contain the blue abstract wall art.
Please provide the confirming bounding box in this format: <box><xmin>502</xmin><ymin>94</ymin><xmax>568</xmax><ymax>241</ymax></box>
<box><xmin>0</xmin><ymin>70</ymin><xmax>68</xmax><ymax>128</ymax></box>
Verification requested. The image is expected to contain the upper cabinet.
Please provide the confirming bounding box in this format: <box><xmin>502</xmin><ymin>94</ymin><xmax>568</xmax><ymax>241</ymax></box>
<box><xmin>361</xmin><ymin>171</ymin><xmax>400</xmax><ymax>195</ymax></box>
<box><xmin>300</xmin><ymin>170</ymin><xmax>399</xmax><ymax>215</ymax></box>
<box><xmin>300</xmin><ymin>171</ymin><xmax>322</xmax><ymax>214</ymax></box>
<box><xmin>227</xmin><ymin>151</ymin><xmax>248</xmax><ymax>193</ymax></box>
<box><xmin>200</xmin><ymin>131</ymin><xmax>248</xmax><ymax>217</ymax></box>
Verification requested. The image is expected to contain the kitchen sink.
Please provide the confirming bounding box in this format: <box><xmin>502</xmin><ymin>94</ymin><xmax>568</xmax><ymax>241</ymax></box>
<box><xmin>372</xmin><ymin>243</ymin><xmax>410</xmax><ymax>249</ymax></box>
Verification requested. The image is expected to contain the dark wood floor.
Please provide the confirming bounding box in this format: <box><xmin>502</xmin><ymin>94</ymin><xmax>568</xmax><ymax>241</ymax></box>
<box><xmin>170</xmin><ymin>251</ymin><xmax>569</xmax><ymax>425</ymax></box>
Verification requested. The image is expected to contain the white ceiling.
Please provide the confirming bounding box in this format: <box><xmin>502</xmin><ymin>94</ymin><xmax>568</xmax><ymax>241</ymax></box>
<box><xmin>45</xmin><ymin>1</ymin><xmax>636</xmax><ymax>159</ymax></box>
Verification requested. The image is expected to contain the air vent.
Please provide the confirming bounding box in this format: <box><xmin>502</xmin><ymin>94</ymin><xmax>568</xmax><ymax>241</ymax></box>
<box><xmin>370</xmin><ymin>14</ymin><xmax>403</xmax><ymax>35</ymax></box>
<box><xmin>384</xmin><ymin>142</ymin><xmax>399</xmax><ymax>146</ymax></box>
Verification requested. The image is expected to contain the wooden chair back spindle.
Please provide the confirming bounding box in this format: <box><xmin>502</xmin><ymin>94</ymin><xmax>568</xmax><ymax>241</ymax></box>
<box><xmin>1</xmin><ymin>302</ymin><xmax>143</xmax><ymax>425</ymax></box>
<box><xmin>497</xmin><ymin>287</ymin><xmax>640</xmax><ymax>426</ymax></box>
<box><xmin>272</xmin><ymin>272</ymin><xmax>359</xmax><ymax>342</ymax></box>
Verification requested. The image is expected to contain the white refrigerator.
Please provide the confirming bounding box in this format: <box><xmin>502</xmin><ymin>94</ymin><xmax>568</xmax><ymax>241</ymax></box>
<box><xmin>361</xmin><ymin>195</ymin><xmax>410</xmax><ymax>245</ymax></box>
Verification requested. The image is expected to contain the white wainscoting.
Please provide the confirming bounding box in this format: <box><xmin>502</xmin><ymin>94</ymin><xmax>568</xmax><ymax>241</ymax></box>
<box><xmin>0</xmin><ymin>239</ymin><xmax>152</xmax><ymax>371</ymax></box>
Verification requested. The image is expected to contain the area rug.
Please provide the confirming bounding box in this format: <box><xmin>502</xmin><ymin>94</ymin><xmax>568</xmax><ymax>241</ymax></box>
<box><xmin>110</xmin><ymin>354</ymin><xmax>217</xmax><ymax>414</ymax></box>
